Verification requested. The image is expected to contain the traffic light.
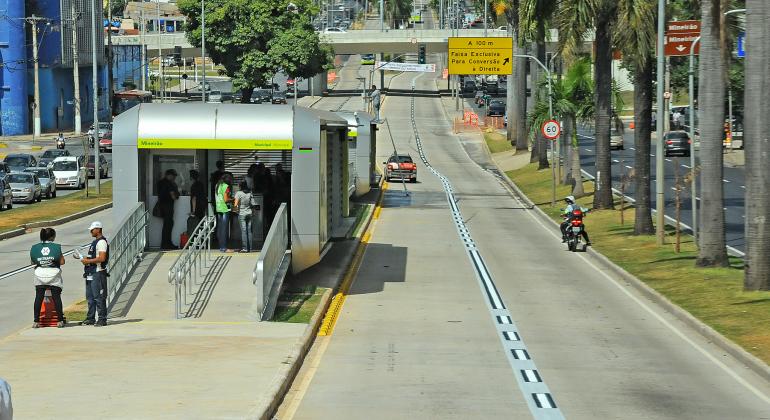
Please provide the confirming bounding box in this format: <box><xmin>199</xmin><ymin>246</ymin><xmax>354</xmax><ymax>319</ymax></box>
<box><xmin>418</xmin><ymin>44</ymin><xmax>426</xmax><ymax>64</ymax></box>
<box><xmin>173</xmin><ymin>46</ymin><xmax>182</xmax><ymax>66</ymax></box>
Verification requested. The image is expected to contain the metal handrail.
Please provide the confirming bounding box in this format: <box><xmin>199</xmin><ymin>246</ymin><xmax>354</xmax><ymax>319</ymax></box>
<box><xmin>253</xmin><ymin>203</ymin><xmax>290</xmax><ymax>320</ymax></box>
<box><xmin>107</xmin><ymin>203</ymin><xmax>148</xmax><ymax>307</ymax></box>
<box><xmin>167</xmin><ymin>215</ymin><xmax>216</xmax><ymax>319</ymax></box>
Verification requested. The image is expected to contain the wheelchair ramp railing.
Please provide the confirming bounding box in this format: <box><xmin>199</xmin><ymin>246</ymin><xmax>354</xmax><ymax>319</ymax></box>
<box><xmin>168</xmin><ymin>215</ymin><xmax>216</xmax><ymax>319</ymax></box>
<box><xmin>107</xmin><ymin>203</ymin><xmax>148</xmax><ymax>308</ymax></box>
<box><xmin>253</xmin><ymin>203</ymin><xmax>291</xmax><ymax>320</ymax></box>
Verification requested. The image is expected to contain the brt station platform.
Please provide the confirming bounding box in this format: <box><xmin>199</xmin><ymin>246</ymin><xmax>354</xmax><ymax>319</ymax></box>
<box><xmin>0</xmin><ymin>103</ymin><xmax>381</xmax><ymax>418</ymax></box>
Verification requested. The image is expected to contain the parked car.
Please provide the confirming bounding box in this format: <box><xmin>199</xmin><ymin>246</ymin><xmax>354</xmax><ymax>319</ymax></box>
<box><xmin>0</xmin><ymin>178</ymin><xmax>12</xmax><ymax>210</ymax></box>
<box><xmin>361</xmin><ymin>54</ymin><xmax>375</xmax><ymax>65</ymax></box>
<box><xmin>52</xmin><ymin>156</ymin><xmax>87</xmax><ymax>189</ymax></box>
<box><xmin>24</xmin><ymin>167</ymin><xmax>56</xmax><ymax>198</ymax></box>
<box><xmin>4</xmin><ymin>153</ymin><xmax>37</xmax><ymax>173</ymax></box>
<box><xmin>99</xmin><ymin>131</ymin><xmax>113</xmax><ymax>152</ymax></box>
<box><xmin>272</xmin><ymin>91</ymin><xmax>288</xmax><ymax>104</ymax></box>
<box><xmin>610</xmin><ymin>128</ymin><xmax>624</xmax><ymax>150</ymax></box>
<box><xmin>323</xmin><ymin>27</ymin><xmax>346</xmax><ymax>33</ymax></box>
<box><xmin>0</xmin><ymin>162</ymin><xmax>10</xmax><ymax>180</ymax></box>
<box><xmin>486</xmin><ymin>100</ymin><xmax>506</xmax><ymax>117</ymax></box>
<box><xmin>6</xmin><ymin>172</ymin><xmax>42</xmax><ymax>203</ymax></box>
<box><xmin>664</xmin><ymin>131</ymin><xmax>691</xmax><ymax>157</ymax></box>
<box><xmin>208</xmin><ymin>90</ymin><xmax>223</xmax><ymax>103</ymax></box>
<box><xmin>86</xmin><ymin>154</ymin><xmax>109</xmax><ymax>178</ymax></box>
<box><xmin>38</xmin><ymin>149</ymin><xmax>70</xmax><ymax>168</ymax></box>
<box><xmin>384</xmin><ymin>154</ymin><xmax>417</xmax><ymax>183</ymax></box>
<box><xmin>250</xmin><ymin>89</ymin><xmax>272</xmax><ymax>104</ymax></box>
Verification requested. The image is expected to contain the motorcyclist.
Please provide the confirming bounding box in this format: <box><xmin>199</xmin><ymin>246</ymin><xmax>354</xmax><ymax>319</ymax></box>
<box><xmin>560</xmin><ymin>195</ymin><xmax>591</xmax><ymax>245</ymax></box>
<box><xmin>56</xmin><ymin>132</ymin><xmax>65</xmax><ymax>149</ymax></box>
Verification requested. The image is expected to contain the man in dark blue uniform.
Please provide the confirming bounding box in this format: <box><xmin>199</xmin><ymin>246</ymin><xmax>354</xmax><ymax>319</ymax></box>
<box><xmin>77</xmin><ymin>221</ymin><xmax>109</xmax><ymax>326</ymax></box>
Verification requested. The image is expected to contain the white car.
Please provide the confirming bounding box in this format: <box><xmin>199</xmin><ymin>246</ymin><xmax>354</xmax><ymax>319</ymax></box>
<box><xmin>51</xmin><ymin>156</ymin><xmax>87</xmax><ymax>189</ymax></box>
<box><xmin>323</xmin><ymin>27</ymin><xmax>347</xmax><ymax>33</ymax></box>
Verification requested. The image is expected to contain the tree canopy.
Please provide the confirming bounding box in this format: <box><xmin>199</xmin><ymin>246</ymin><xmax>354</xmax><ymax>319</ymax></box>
<box><xmin>178</xmin><ymin>0</ymin><xmax>334</xmax><ymax>94</ymax></box>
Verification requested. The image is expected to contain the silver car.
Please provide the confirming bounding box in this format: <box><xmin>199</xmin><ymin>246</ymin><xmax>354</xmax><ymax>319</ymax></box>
<box><xmin>0</xmin><ymin>178</ymin><xmax>12</xmax><ymax>210</ymax></box>
<box><xmin>6</xmin><ymin>172</ymin><xmax>42</xmax><ymax>203</ymax></box>
<box><xmin>24</xmin><ymin>167</ymin><xmax>57</xmax><ymax>198</ymax></box>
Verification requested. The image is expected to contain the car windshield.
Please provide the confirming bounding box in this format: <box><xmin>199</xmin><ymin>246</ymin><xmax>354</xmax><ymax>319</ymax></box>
<box><xmin>42</xmin><ymin>150</ymin><xmax>66</xmax><ymax>158</ymax></box>
<box><xmin>6</xmin><ymin>174</ymin><xmax>32</xmax><ymax>183</ymax></box>
<box><xmin>4</xmin><ymin>156</ymin><xmax>30</xmax><ymax>166</ymax></box>
<box><xmin>28</xmin><ymin>169</ymin><xmax>50</xmax><ymax>178</ymax></box>
<box><xmin>53</xmin><ymin>161</ymin><xmax>77</xmax><ymax>171</ymax></box>
<box><xmin>490</xmin><ymin>101</ymin><xmax>505</xmax><ymax>107</ymax></box>
<box><xmin>667</xmin><ymin>132</ymin><xmax>689</xmax><ymax>140</ymax></box>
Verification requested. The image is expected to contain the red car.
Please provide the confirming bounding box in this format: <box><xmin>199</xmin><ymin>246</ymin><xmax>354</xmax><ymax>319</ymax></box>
<box><xmin>99</xmin><ymin>131</ymin><xmax>112</xmax><ymax>152</ymax></box>
<box><xmin>384</xmin><ymin>154</ymin><xmax>417</xmax><ymax>183</ymax></box>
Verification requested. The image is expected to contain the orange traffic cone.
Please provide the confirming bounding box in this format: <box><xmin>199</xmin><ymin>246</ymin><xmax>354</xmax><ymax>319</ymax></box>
<box><xmin>39</xmin><ymin>289</ymin><xmax>60</xmax><ymax>327</ymax></box>
<box><xmin>629</xmin><ymin>121</ymin><xmax>635</xmax><ymax>129</ymax></box>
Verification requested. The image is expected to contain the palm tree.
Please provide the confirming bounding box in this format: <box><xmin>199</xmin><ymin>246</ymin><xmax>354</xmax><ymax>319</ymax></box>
<box><xmin>491</xmin><ymin>0</ymin><xmax>527</xmax><ymax>151</ymax></box>
<box><xmin>520</xmin><ymin>0</ymin><xmax>557</xmax><ymax>169</ymax></box>
<box><xmin>528</xmin><ymin>58</ymin><xmax>594</xmax><ymax>197</ymax></box>
<box><xmin>615</xmin><ymin>0</ymin><xmax>656</xmax><ymax>235</ymax></box>
<box><xmin>556</xmin><ymin>0</ymin><xmax>617</xmax><ymax>209</ymax></box>
<box><xmin>743</xmin><ymin>0</ymin><xmax>770</xmax><ymax>289</ymax></box>
<box><xmin>696</xmin><ymin>0</ymin><xmax>729</xmax><ymax>267</ymax></box>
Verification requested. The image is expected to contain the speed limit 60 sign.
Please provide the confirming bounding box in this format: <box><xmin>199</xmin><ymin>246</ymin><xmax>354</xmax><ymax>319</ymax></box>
<box><xmin>541</xmin><ymin>120</ymin><xmax>561</xmax><ymax>140</ymax></box>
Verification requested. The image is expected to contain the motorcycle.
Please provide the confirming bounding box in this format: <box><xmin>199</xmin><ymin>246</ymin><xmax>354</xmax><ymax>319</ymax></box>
<box><xmin>56</xmin><ymin>137</ymin><xmax>66</xmax><ymax>149</ymax></box>
<box><xmin>564</xmin><ymin>209</ymin><xmax>587</xmax><ymax>252</ymax></box>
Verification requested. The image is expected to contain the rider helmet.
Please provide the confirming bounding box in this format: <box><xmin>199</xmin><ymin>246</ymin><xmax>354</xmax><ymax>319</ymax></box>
<box><xmin>564</xmin><ymin>195</ymin><xmax>575</xmax><ymax>204</ymax></box>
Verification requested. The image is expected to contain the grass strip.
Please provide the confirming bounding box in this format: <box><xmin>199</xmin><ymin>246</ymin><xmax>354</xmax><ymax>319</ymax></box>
<box><xmin>507</xmin><ymin>163</ymin><xmax>770</xmax><ymax>364</ymax></box>
<box><xmin>271</xmin><ymin>285</ymin><xmax>328</xmax><ymax>323</ymax></box>
<box><xmin>0</xmin><ymin>181</ymin><xmax>112</xmax><ymax>235</ymax></box>
<box><xmin>63</xmin><ymin>299</ymin><xmax>88</xmax><ymax>322</ymax></box>
<box><xmin>483</xmin><ymin>130</ymin><xmax>513</xmax><ymax>154</ymax></box>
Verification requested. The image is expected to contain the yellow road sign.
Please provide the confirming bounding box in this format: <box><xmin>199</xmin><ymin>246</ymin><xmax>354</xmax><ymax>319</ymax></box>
<box><xmin>448</xmin><ymin>37</ymin><xmax>513</xmax><ymax>75</ymax></box>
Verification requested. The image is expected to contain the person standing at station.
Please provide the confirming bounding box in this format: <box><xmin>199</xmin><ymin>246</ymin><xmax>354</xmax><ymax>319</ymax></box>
<box><xmin>77</xmin><ymin>221</ymin><xmax>109</xmax><ymax>327</ymax></box>
<box><xmin>234</xmin><ymin>180</ymin><xmax>254</xmax><ymax>253</ymax></box>
<box><xmin>215</xmin><ymin>172</ymin><xmax>234</xmax><ymax>252</ymax></box>
<box><xmin>189</xmin><ymin>170</ymin><xmax>206</xmax><ymax>221</ymax></box>
<box><xmin>30</xmin><ymin>228</ymin><xmax>66</xmax><ymax>328</ymax></box>
<box><xmin>369</xmin><ymin>84</ymin><xmax>381</xmax><ymax>122</ymax></box>
<box><xmin>156</xmin><ymin>169</ymin><xmax>179</xmax><ymax>250</ymax></box>
<box><xmin>209</xmin><ymin>160</ymin><xmax>225</xmax><ymax>204</ymax></box>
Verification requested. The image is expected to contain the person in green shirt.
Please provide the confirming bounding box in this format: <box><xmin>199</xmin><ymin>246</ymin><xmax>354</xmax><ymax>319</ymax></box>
<box><xmin>30</xmin><ymin>228</ymin><xmax>66</xmax><ymax>328</ymax></box>
<box><xmin>215</xmin><ymin>172</ymin><xmax>234</xmax><ymax>252</ymax></box>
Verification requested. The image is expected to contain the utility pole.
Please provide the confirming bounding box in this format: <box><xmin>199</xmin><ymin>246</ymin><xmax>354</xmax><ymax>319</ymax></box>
<box><xmin>71</xmin><ymin>1</ymin><xmax>82</xmax><ymax>135</ymax></box>
<box><xmin>379</xmin><ymin>0</ymin><xmax>383</xmax><ymax>31</ymax></box>
<box><xmin>140</xmin><ymin>8</ymin><xmax>146</xmax><ymax>90</ymax></box>
<box><xmin>91</xmin><ymin>0</ymin><xmax>101</xmax><ymax>194</ymax></box>
<box><xmin>201</xmin><ymin>0</ymin><xmax>207</xmax><ymax>102</ymax></box>
<box><xmin>25</xmin><ymin>15</ymin><xmax>47</xmax><ymax>137</ymax></box>
<box><xmin>157</xmin><ymin>0</ymin><xmax>163</xmax><ymax>102</ymax></box>
<box><xmin>107</xmin><ymin>0</ymin><xmax>114</xmax><ymax>120</ymax></box>
<box><xmin>654</xmin><ymin>0</ymin><xmax>666</xmax><ymax>245</ymax></box>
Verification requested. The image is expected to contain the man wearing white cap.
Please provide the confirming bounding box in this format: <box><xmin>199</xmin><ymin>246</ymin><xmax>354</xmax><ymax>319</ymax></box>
<box><xmin>76</xmin><ymin>221</ymin><xmax>109</xmax><ymax>326</ymax></box>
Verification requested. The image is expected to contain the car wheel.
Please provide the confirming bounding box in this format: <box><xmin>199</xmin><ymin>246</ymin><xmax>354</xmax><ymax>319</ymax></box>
<box><xmin>620</xmin><ymin>145</ymin><xmax>625</xmax><ymax>150</ymax></box>
<box><xmin>36</xmin><ymin>194</ymin><xmax>42</xmax><ymax>202</ymax></box>
<box><xmin>52</xmin><ymin>190</ymin><xmax>56</xmax><ymax>198</ymax></box>
<box><xmin>6</xmin><ymin>202</ymin><xmax>12</xmax><ymax>210</ymax></box>
<box><xmin>411</xmin><ymin>178</ymin><xmax>417</xmax><ymax>183</ymax></box>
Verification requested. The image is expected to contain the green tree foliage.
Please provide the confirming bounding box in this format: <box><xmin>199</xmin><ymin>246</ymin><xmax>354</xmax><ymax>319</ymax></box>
<box><xmin>178</xmin><ymin>0</ymin><xmax>334</xmax><ymax>100</ymax></box>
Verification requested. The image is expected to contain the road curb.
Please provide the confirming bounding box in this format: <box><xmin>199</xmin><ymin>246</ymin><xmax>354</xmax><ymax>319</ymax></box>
<box><xmin>0</xmin><ymin>202</ymin><xmax>113</xmax><ymax>241</ymax></box>
<box><xmin>255</xmin><ymin>182</ymin><xmax>385</xmax><ymax>419</ymax></box>
<box><xmin>486</xmin><ymin>155</ymin><xmax>770</xmax><ymax>384</ymax></box>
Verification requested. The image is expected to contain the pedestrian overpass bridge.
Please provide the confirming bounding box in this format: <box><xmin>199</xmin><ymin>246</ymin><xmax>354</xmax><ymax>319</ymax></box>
<box><xmin>111</xmin><ymin>29</ymin><xmax>512</xmax><ymax>56</ymax></box>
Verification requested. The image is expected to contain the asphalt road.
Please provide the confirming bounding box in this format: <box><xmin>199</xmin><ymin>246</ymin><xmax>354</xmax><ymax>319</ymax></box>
<box><xmin>0</xmin><ymin>208</ymin><xmax>113</xmax><ymax>337</ymax></box>
<box><xmin>4</xmin><ymin>138</ymin><xmax>112</xmax><ymax>210</ymax></box>
<box><xmin>462</xmin><ymin>92</ymin><xmax>748</xmax><ymax>253</ymax></box>
<box><xmin>281</xmin><ymin>57</ymin><xmax>770</xmax><ymax>418</ymax></box>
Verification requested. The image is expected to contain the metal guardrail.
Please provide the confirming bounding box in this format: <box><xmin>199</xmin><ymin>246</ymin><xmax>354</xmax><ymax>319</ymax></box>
<box><xmin>107</xmin><ymin>203</ymin><xmax>148</xmax><ymax>307</ymax></box>
<box><xmin>168</xmin><ymin>215</ymin><xmax>216</xmax><ymax>319</ymax></box>
<box><xmin>253</xmin><ymin>203</ymin><xmax>290</xmax><ymax>320</ymax></box>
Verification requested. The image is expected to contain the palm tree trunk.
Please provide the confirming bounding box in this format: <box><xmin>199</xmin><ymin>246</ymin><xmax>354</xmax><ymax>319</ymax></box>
<box><xmin>535</xmin><ymin>25</ymin><xmax>549</xmax><ymax>170</ymax></box>
<box><xmin>633</xmin><ymin>58</ymin><xmax>654</xmax><ymax>235</ymax></box>
<box><xmin>696</xmin><ymin>0</ymin><xmax>729</xmax><ymax>267</ymax></box>
<box><xmin>743</xmin><ymin>0</ymin><xmax>770</xmax><ymax>289</ymax></box>
<box><xmin>507</xmin><ymin>2</ymin><xmax>521</xmax><ymax>147</ymax></box>
<box><xmin>530</xmin><ymin>46</ymin><xmax>539</xmax><ymax>163</ymax></box>
<box><xmin>592</xmin><ymin>16</ymin><xmax>614</xmax><ymax>209</ymax></box>
<box><xmin>563</xmin><ymin>116</ymin><xmax>574</xmax><ymax>185</ymax></box>
<box><xmin>515</xmin><ymin>49</ymin><xmax>528</xmax><ymax>151</ymax></box>
<box><xmin>571</xmin><ymin>117</ymin><xmax>585</xmax><ymax>197</ymax></box>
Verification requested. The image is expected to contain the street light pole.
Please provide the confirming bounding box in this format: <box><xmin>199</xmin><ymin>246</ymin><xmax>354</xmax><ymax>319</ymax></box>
<box><xmin>91</xmin><ymin>0</ymin><xmax>101</xmax><ymax>194</ymax></box>
<box><xmin>515</xmin><ymin>54</ymin><xmax>555</xmax><ymax>206</ymax></box>
<box><xmin>201</xmin><ymin>0</ymin><xmax>207</xmax><ymax>102</ymax></box>
<box><xmin>689</xmin><ymin>36</ymin><xmax>700</xmax><ymax>243</ymax></box>
<box><xmin>655</xmin><ymin>0</ymin><xmax>666</xmax><ymax>245</ymax></box>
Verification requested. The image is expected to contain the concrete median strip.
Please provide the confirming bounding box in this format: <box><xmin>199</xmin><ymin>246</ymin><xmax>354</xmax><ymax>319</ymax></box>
<box><xmin>485</xmin><ymin>150</ymin><xmax>770</xmax><ymax>385</ymax></box>
<box><xmin>0</xmin><ymin>202</ymin><xmax>113</xmax><ymax>241</ymax></box>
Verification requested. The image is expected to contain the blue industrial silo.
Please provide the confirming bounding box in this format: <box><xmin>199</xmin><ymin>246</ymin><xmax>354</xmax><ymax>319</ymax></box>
<box><xmin>0</xmin><ymin>0</ymin><xmax>29</xmax><ymax>135</ymax></box>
